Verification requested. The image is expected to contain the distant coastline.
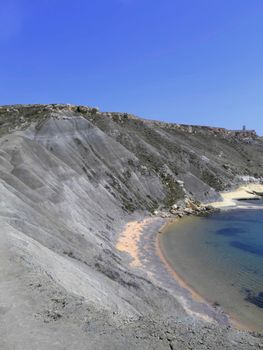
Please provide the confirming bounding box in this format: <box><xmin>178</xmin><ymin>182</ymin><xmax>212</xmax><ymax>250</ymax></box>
<box><xmin>210</xmin><ymin>183</ymin><xmax>263</xmax><ymax>209</ymax></box>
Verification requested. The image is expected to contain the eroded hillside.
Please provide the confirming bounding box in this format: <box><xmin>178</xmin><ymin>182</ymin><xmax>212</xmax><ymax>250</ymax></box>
<box><xmin>1</xmin><ymin>104</ymin><xmax>263</xmax><ymax>206</ymax></box>
<box><xmin>0</xmin><ymin>104</ymin><xmax>262</xmax><ymax>350</ymax></box>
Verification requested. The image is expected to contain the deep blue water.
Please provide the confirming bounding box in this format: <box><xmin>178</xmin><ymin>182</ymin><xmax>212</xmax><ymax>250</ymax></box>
<box><xmin>160</xmin><ymin>201</ymin><xmax>263</xmax><ymax>331</ymax></box>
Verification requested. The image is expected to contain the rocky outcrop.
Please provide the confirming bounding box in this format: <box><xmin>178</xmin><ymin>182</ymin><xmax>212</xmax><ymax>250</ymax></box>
<box><xmin>153</xmin><ymin>198</ymin><xmax>216</xmax><ymax>219</ymax></box>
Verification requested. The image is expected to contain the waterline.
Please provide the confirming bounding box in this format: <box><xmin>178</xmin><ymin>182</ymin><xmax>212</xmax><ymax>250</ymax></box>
<box><xmin>160</xmin><ymin>207</ymin><xmax>263</xmax><ymax>332</ymax></box>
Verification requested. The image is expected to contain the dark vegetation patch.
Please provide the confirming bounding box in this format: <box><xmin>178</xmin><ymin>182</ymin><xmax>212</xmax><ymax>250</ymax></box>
<box><xmin>105</xmin><ymin>171</ymin><xmax>136</xmax><ymax>212</ymax></box>
<box><xmin>159</xmin><ymin>173</ymin><xmax>185</xmax><ymax>207</ymax></box>
<box><xmin>42</xmin><ymin>310</ymin><xmax>62</xmax><ymax>322</ymax></box>
<box><xmin>201</xmin><ymin>169</ymin><xmax>224</xmax><ymax>191</ymax></box>
<box><xmin>63</xmin><ymin>250</ymin><xmax>89</xmax><ymax>266</ymax></box>
<box><xmin>0</xmin><ymin>106</ymin><xmax>49</xmax><ymax>136</ymax></box>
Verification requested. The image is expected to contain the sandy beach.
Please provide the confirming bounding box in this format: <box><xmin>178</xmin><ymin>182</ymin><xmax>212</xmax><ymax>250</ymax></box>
<box><xmin>116</xmin><ymin>216</ymin><xmax>226</xmax><ymax>325</ymax></box>
<box><xmin>116</xmin><ymin>218</ymin><xmax>153</xmax><ymax>267</ymax></box>
<box><xmin>116</xmin><ymin>183</ymin><xmax>263</xmax><ymax>332</ymax></box>
<box><xmin>156</xmin><ymin>228</ymin><xmax>216</xmax><ymax>323</ymax></box>
<box><xmin>210</xmin><ymin>183</ymin><xmax>263</xmax><ymax>208</ymax></box>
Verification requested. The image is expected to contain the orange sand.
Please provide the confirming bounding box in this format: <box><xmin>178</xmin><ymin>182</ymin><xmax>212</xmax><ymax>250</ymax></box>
<box><xmin>116</xmin><ymin>211</ymin><xmax>259</xmax><ymax>330</ymax></box>
<box><xmin>116</xmin><ymin>217</ymin><xmax>214</xmax><ymax>323</ymax></box>
<box><xmin>116</xmin><ymin>218</ymin><xmax>152</xmax><ymax>267</ymax></box>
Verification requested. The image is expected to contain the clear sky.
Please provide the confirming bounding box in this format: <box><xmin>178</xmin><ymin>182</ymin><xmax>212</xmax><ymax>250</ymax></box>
<box><xmin>1</xmin><ymin>0</ymin><xmax>263</xmax><ymax>134</ymax></box>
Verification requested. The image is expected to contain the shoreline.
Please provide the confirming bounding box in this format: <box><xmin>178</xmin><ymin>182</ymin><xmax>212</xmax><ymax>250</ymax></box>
<box><xmin>116</xmin><ymin>183</ymin><xmax>263</xmax><ymax>334</ymax></box>
<box><xmin>210</xmin><ymin>183</ymin><xmax>263</xmax><ymax>208</ymax></box>
<box><xmin>156</xmin><ymin>219</ymin><xmax>206</xmax><ymax>305</ymax></box>
<box><xmin>116</xmin><ymin>216</ymin><xmax>227</xmax><ymax>326</ymax></box>
<box><xmin>156</xmin><ymin>221</ymin><xmax>218</xmax><ymax>323</ymax></box>
<box><xmin>157</xmin><ymin>217</ymin><xmax>258</xmax><ymax>333</ymax></box>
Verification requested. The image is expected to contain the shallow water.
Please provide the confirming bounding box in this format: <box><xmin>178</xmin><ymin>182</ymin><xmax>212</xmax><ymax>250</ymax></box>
<box><xmin>160</xmin><ymin>203</ymin><xmax>263</xmax><ymax>331</ymax></box>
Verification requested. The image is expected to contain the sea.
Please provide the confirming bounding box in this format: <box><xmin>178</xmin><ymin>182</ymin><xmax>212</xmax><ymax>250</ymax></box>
<box><xmin>160</xmin><ymin>199</ymin><xmax>263</xmax><ymax>332</ymax></box>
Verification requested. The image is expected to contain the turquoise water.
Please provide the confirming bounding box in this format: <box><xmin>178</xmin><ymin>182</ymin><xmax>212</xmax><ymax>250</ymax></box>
<box><xmin>160</xmin><ymin>202</ymin><xmax>263</xmax><ymax>331</ymax></box>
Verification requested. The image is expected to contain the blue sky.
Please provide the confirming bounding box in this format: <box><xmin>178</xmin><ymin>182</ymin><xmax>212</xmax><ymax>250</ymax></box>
<box><xmin>1</xmin><ymin>0</ymin><xmax>263</xmax><ymax>134</ymax></box>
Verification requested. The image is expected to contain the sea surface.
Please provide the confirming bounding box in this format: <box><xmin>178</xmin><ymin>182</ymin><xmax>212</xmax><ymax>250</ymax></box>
<box><xmin>160</xmin><ymin>200</ymin><xmax>263</xmax><ymax>331</ymax></box>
